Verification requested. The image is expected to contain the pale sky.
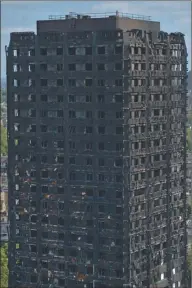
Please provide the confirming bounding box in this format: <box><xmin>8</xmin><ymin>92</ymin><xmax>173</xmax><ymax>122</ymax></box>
<box><xmin>1</xmin><ymin>1</ymin><xmax>191</xmax><ymax>77</ymax></box>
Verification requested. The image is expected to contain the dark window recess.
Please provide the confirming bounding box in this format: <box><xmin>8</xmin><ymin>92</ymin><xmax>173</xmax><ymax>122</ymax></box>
<box><xmin>98</xmin><ymin>142</ymin><xmax>104</xmax><ymax>151</ymax></box>
<box><xmin>86</xmin><ymin>188</ymin><xmax>93</xmax><ymax>197</ymax></box>
<box><xmin>86</xmin><ymin>111</ymin><xmax>92</xmax><ymax>119</ymax></box>
<box><xmin>41</xmin><ymin>155</ymin><xmax>47</xmax><ymax>163</ymax></box>
<box><xmin>86</xmin><ymin>142</ymin><xmax>92</xmax><ymax>151</ymax></box>
<box><xmin>57</xmin><ymin>95</ymin><xmax>63</xmax><ymax>102</ymax></box>
<box><xmin>97</xmin><ymin>46</ymin><xmax>105</xmax><ymax>55</ymax></box>
<box><xmin>41</xmin><ymin>140</ymin><xmax>48</xmax><ymax>148</ymax></box>
<box><xmin>68</xmin><ymin>63</ymin><xmax>76</xmax><ymax>71</ymax></box>
<box><xmin>57</xmin><ymin>126</ymin><xmax>63</xmax><ymax>133</ymax></box>
<box><xmin>98</xmin><ymin>79</ymin><xmax>105</xmax><ymax>87</ymax></box>
<box><xmin>116</xmin><ymin>111</ymin><xmax>123</xmax><ymax>119</ymax></box>
<box><xmin>86</xmin><ymin>157</ymin><xmax>92</xmax><ymax>166</ymax></box>
<box><xmin>42</xmin><ymin>185</ymin><xmax>48</xmax><ymax>193</ymax></box>
<box><xmin>116</xmin><ymin>175</ymin><xmax>122</xmax><ymax>183</ymax></box>
<box><xmin>69</xmin><ymin>94</ymin><xmax>76</xmax><ymax>102</ymax></box>
<box><xmin>99</xmin><ymin>174</ymin><xmax>105</xmax><ymax>182</ymax></box>
<box><xmin>69</xmin><ymin>110</ymin><xmax>76</xmax><ymax>118</ymax></box>
<box><xmin>116</xmin><ymin>127</ymin><xmax>123</xmax><ymax>135</ymax></box>
<box><xmin>68</xmin><ymin>79</ymin><xmax>76</xmax><ymax>87</ymax></box>
<box><xmin>69</xmin><ymin>141</ymin><xmax>76</xmax><ymax>150</ymax></box>
<box><xmin>115</xmin><ymin>79</ymin><xmax>123</xmax><ymax>87</ymax></box>
<box><xmin>116</xmin><ymin>142</ymin><xmax>123</xmax><ymax>151</ymax></box>
<box><xmin>57</xmin><ymin>141</ymin><xmax>64</xmax><ymax>148</ymax></box>
<box><xmin>85</xmin><ymin>78</ymin><xmax>92</xmax><ymax>87</ymax></box>
<box><xmin>57</xmin><ymin>64</ymin><xmax>63</xmax><ymax>71</ymax></box>
<box><xmin>97</xmin><ymin>63</ymin><xmax>105</xmax><ymax>71</ymax></box>
<box><xmin>85</xmin><ymin>63</ymin><xmax>92</xmax><ymax>71</ymax></box>
<box><xmin>41</xmin><ymin>94</ymin><xmax>47</xmax><ymax>102</ymax></box>
<box><xmin>58</xmin><ymin>172</ymin><xmax>63</xmax><ymax>179</ymax></box>
<box><xmin>98</xmin><ymin>126</ymin><xmax>105</xmax><ymax>135</ymax></box>
<box><xmin>86</xmin><ymin>126</ymin><xmax>93</xmax><ymax>134</ymax></box>
<box><xmin>40</xmin><ymin>63</ymin><xmax>47</xmax><ymax>71</ymax></box>
<box><xmin>98</xmin><ymin>158</ymin><xmax>104</xmax><ymax>167</ymax></box>
<box><xmin>86</xmin><ymin>94</ymin><xmax>92</xmax><ymax>103</ymax></box>
<box><xmin>40</xmin><ymin>79</ymin><xmax>48</xmax><ymax>86</ymax></box>
<box><xmin>40</xmin><ymin>48</ymin><xmax>47</xmax><ymax>56</ymax></box>
<box><xmin>99</xmin><ymin>190</ymin><xmax>105</xmax><ymax>197</ymax></box>
<box><xmin>68</xmin><ymin>47</ymin><xmax>76</xmax><ymax>55</ymax></box>
<box><xmin>115</xmin><ymin>158</ymin><xmax>123</xmax><ymax>167</ymax></box>
<box><xmin>57</xmin><ymin>187</ymin><xmax>64</xmax><ymax>194</ymax></box>
<box><xmin>41</xmin><ymin>170</ymin><xmax>48</xmax><ymax>178</ymax></box>
<box><xmin>57</xmin><ymin>156</ymin><xmax>64</xmax><ymax>163</ymax></box>
<box><xmin>30</xmin><ymin>185</ymin><xmax>36</xmax><ymax>193</ymax></box>
<box><xmin>86</xmin><ymin>173</ymin><xmax>93</xmax><ymax>181</ymax></box>
<box><xmin>57</xmin><ymin>79</ymin><xmax>63</xmax><ymax>86</ymax></box>
<box><xmin>97</xmin><ymin>94</ymin><xmax>104</xmax><ymax>103</ymax></box>
<box><xmin>115</xmin><ymin>63</ymin><xmax>122</xmax><ymax>70</ymax></box>
<box><xmin>115</xmin><ymin>45</ymin><xmax>123</xmax><ymax>54</ymax></box>
<box><xmin>69</xmin><ymin>157</ymin><xmax>75</xmax><ymax>164</ymax></box>
<box><xmin>57</xmin><ymin>47</ymin><xmax>63</xmax><ymax>55</ymax></box>
<box><xmin>58</xmin><ymin>217</ymin><xmax>64</xmax><ymax>226</ymax></box>
<box><xmin>115</xmin><ymin>94</ymin><xmax>123</xmax><ymax>103</ymax></box>
<box><xmin>116</xmin><ymin>191</ymin><xmax>122</xmax><ymax>199</ymax></box>
<box><xmin>70</xmin><ymin>172</ymin><xmax>76</xmax><ymax>181</ymax></box>
<box><xmin>57</xmin><ymin>110</ymin><xmax>63</xmax><ymax>117</ymax></box>
<box><xmin>98</xmin><ymin>111</ymin><xmax>105</xmax><ymax>119</ymax></box>
<box><xmin>41</xmin><ymin>125</ymin><xmax>47</xmax><ymax>132</ymax></box>
<box><xmin>59</xmin><ymin>202</ymin><xmax>64</xmax><ymax>210</ymax></box>
<box><xmin>85</xmin><ymin>47</ymin><xmax>92</xmax><ymax>55</ymax></box>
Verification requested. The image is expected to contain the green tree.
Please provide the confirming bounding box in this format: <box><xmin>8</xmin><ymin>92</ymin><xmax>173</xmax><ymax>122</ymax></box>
<box><xmin>0</xmin><ymin>125</ymin><xmax>7</xmax><ymax>156</ymax></box>
<box><xmin>0</xmin><ymin>244</ymin><xmax>8</xmax><ymax>288</ymax></box>
<box><xmin>187</xmin><ymin>127</ymin><xmax>192</xmax><ymax>151</ymax></box>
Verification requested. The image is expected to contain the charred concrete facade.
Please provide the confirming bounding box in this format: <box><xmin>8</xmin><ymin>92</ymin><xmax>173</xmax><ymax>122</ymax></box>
<box><xmin>6</xmin><ymin>13</ymin><xmax>188</xmax><ymax>288</ymax></box>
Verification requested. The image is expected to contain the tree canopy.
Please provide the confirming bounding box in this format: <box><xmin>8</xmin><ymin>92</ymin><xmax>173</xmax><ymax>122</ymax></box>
<box><xmin>0</xmin><ymin>125</ymin><xmax>7</xmax><ymax>156</ymax></box>
<box><xmin>0</xmin><ymin>244</ymin><xmax>8</xmax><ymax>288</ymax></box>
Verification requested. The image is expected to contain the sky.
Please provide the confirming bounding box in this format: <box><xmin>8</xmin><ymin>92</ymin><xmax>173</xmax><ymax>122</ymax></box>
<box><xmin>1</xmin><ymin>1</ymin><xmax>191</xmax><ymax>77</ymax></box>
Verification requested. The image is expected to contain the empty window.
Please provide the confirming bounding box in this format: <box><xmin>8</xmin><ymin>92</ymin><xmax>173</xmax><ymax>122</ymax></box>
<box><xmin>41</xmin><ymin>94</ymin><xmax>47</xmax><ymax>102</ymax></box>
<box><xmin>116</xmin><ymin>175</ymin><xmax>122</xmax><ymax>182</ymax></box>
<box><xmin>85</xmin><ymin>78</ymin><xmax>92</xmax><ymax>87</ymax></box>
<box><xmin>85</xmin><ymin>142</ymin><xmax>92</xmax><ymax>151</ymax></box>
<box><xmin>57</xmin><ymin>110</ymin><xmax>63</xmax><ymax>117</ymax></box>
<box><xmin>99</xmin><ymin>190</ymin><xmax>105</xmax><ymax>197</ymax></box>
<box><xmin>86</xmin><ymin>158</ymin><xmax>92</xmax><ymax>166</ymax></box>
<box><xmin>40</xmin><ymin>79</ymin><xmax>47</xmax><ymax>86</ymax></box>
<box><xmin>86</xmin><ymin>126</ymin><xmax>93</xmax><ymax>134</ymax></box>
<box><xmin>115</xmin><ymin>63</ymin><xmax>122</xmax><ymax>70</ymax></box>
<box><xmin>85</xmin><ymin>63</ymin><xmax>92</xmax><ymax>71</ymax></box>
<box><xmin>99</xmin><ymin>174</ymin><xmax>105</xmax><ymax>182</ymax></box>
<box><xmin>68</xmin><ymin>94</ymin><xmax>75</xmax><ymax>103</ymax></box>
<box><xmin>98</xmin><ymin>79</ymin><xmax>105</xmax><ymax>86</ymax></box>
<box><xmin>85</xmin><ymin>46</ymin><xmax>92</xmax><ymax>55</ymax></box>
<box><xmin>116</xmin><ymin>127</ymin><xmax>123</xmax><ymax>135</ymax></box>
<box><xmin>115</xmin><ymin>94</ymin><xmax>123</xmax><ymax>103</ymax></box>
<box><xmin>57</xmin><ymin>64</ymin><xmax>63</xmax><ymax>71</ymax></box>
<box><xmin>69</xmin><ymin>110</ymin><xmax>76</xmax><ymax>118</ymax></box>
<box><xmin>98</xmin><ymin>158</ymin><xmax>104</xmax><ymax>167</ymax></box>
<box><xmin>97</xmin><ymin>94</ymin><xmax>104</xmax><ymax>103</ymax></box>
<box><xmin>68</xmin><ymin>79</ymin><xmax>76</xmax><ymax>87</ymax></box>
<box><xmin>68</xmin><ymin>47</ymin><xmax>76</xmax><ymax>55</ymax></box>
<box><xmin>40</xmin><ymin>48</ymin><xmax>47</xmax><ymax>56</ymax></box>
<box><xmin>115</xmin><ymin>79</ymin><xmax>123</xmax><ymax>87</ymax></box>
<box><xmin>98</xmin><ymin>126</ymin><xmax>105</xmax><ymax>134</ymax></box>
<box><xmin>86</xmin><ymin>94</ymin><xmax>92</xmax><ymax>103</ymax></box>
<box><xmin>86</xmin><ymin>111</ymin><xmax>92</xmax><ymax>119</ymax></box>
<box><xmin>97</xmin><ymin>63</ymin><xmax>105</xmax><ymax>71</ymax></box>
<box><xmin>115</xmin><ymin>45</ymin><xmax>122</xmax><ymax>54</ymax></box>
<box><xmin>40</xmin><ymin>63</ymin><xmax>47</xmax><ymax>71</ymax></box>
<box><xmin>68</xmin><ymin>63</ymin><xmax>76</xmax><ymax>71</ymax></box>
<box><xmin>57</xmin><ymin>47</ymin><xmax>63</xmax><ymax>55</ymax></box>
<box><xmin>86</xmin><ymin>173</ymin><xmax>93</xmax><ymax>181</ymax></box>
<box><xmin>115</xmin><ymin>158</ymin><xmax>123</xmax><ymax>167</ymax></box>
<box><xmin>70</xmin><ymin>172</ymin><xmax>76</xmax><ymax>181</ymax></box>
<box><xmin>98</xmin><ymin>111</ymin><xmax>105</xmax><ymax>119</ymax></box>
<box><xmin>98</xmin><ymin>142</ymin><xmax>104</xmax><ymax>151</ymax></box>
<box><xmin>116</xmin><ymin>111</ymin><xmax>123</xmax><ymax>119</ymax></box>
<box><xmin>57</xmin><ymin>186</ymin><xmax>64</xmax><ymax>194</ymax></box>
<box><xmin>41</xmin><ymin>170</ymin><xmax>48</xmax><ymax>178</ymax></box>
<box><xmin>41</xmin><ymin>140</ymin><xmax>48</xmax><ymax>148</ymax></box>
<box><xmin>41</xmin><ymin>155</ymin><xmax>47</xmax><ymax>163</ymax></box>
<box><xmin>57</xmin><ymin>79</ymin><xmax>63</xmax><ymax>86</ymax></box>
<box><xmin>97</xmin><ymin>46</ymin><xmax>105</xmax><ymax>55</ymax></box>
<box><xmin>116</xmin><ymin>142</ymin><xmax>123</xmax><ymax>151</ymax></box>
<box><xmin>69</xmin><ymin>157</ymin><xmax>75</xmax><ymax>165</ymax></box>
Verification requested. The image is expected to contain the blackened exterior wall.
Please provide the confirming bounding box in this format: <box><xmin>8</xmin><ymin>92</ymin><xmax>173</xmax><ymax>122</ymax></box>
<box><xmin>7</xmin><ymin>14</ymin><xmax>187</xmax><ymax>288</ymax></box>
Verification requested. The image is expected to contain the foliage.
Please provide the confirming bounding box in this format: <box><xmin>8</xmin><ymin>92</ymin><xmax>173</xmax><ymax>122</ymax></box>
<box><xmin>0</xmin><ymin>89</ymin><xmax>7</xmax><ymax>103</ymax></box>
<box><xmin>0</xmin><ymin>125</ymin><xmax>7</xmax><ymax>156</ymax></box>
<box><xmin>187</xmin><ymin>127</ymin><xmax>192</xmax><ymax>151</ymax></box>
<box><xmin>0</xmin><ymin>243</ymin><xmax>8</xmax><ymax>288</ymax></box>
